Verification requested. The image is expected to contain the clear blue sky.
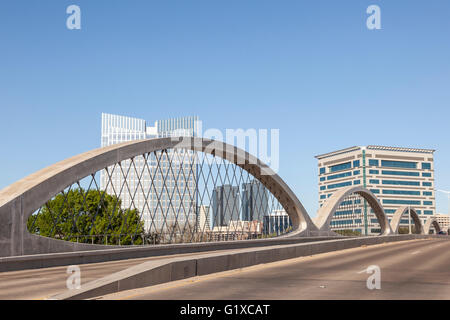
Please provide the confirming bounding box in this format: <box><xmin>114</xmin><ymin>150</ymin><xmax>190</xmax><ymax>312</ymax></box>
<box><xmin>1</xmin><ymin>0</ymin><xmax>449</xmax><ymax>216</ymax></box>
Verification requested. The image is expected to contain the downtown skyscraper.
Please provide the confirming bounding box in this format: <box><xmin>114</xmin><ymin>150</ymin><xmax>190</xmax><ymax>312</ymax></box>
<box><xmin>100</xmin><ymin>113</ymin><xmax>199</xmax><ymax>233</ymax></box>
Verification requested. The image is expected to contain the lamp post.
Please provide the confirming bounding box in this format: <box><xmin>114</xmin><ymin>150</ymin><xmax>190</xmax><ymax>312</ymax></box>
<box><xmin>408</xmin><ymin>205</ymin><xmax>411</xmax><ymax>234</ymax></box>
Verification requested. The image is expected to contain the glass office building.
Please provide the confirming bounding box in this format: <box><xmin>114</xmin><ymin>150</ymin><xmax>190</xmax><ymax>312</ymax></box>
<box><xmin>263</xmin><ymin>210</ymin><xmax>292</xmax><ymax>236</ymax></box>
<box><xmin>212</xmin><ymin>185</ymin><xmax>240</xmax><ymax>228</ymax></box>
<box><xmin>241</xmin><ymin>180</ymin><xmax>269</xmax><ymax>221</ymax></box>
<box><xmin>316</xmin><ymin>146</ymin><xmax>436</xmax><ymax>235</ymax></box>
<box><xmin>100</xmin><ymin>113</ymin><xmax>199</xmax><ymax>233</ymax></box>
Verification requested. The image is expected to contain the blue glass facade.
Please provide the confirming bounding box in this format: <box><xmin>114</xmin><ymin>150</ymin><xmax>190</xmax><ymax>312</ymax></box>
<box><xmin>381</xmin><ymin>160</ymin><xmax>417</xmax><ymax>169</ymax></box>
<box><xmin>382</xmin><ymin>189</ymin><xmax>421</xmax><ymax>196</ymax></box>
<box><xmin>381</xmin><ymin>170</ymin><xmax>420</xmax><ymax>177</ymax></box>
<box><xmin>329</xmin><ymin>162</ymin><xmax>352</xmax><ymax>172</ymax></box>
<box><xmin>317</xmin><ymin>145</ymin><xmax>435</xmax><ymax>235</ymax></box>
<box><xmin>327</xmin><ymin>171</ymin><xmax>352</xmax><ymax>180</ymax></box>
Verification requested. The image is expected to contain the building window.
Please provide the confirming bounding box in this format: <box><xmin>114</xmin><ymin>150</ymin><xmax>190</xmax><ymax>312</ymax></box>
<box><xmin>369</xmin><ymin>179</ymin><xmax>380</xmax><ymax>184</ymax></box>
<box><xmin>327</xmin><ymin>171</ymin><xmax>352</xmax><ymax>181</ymax></box>
<box><xmin>320</xmin><ymin>177</ymin><xmax>325</xmax><ymax>181</ymax></box>
<box><xmin>382</xmin><ymin>189</ymin><xmax>420</xmax><ymax>196</ymax></box>
<box><xmin>381</xmin><ymin>170</ymin><xmax>420</xmax><ymax>177</ymax></box>
<box><xmin>370</xmin><ymin>189</ymin><xmax>380</xmax><ymax>194</ymax></box>
<box><xmin>327</xmin><ymin>181</ymin><xmax>352</xmax><ymax>189</ymax></box>
<box><xmin>353</xmin><ymin>160</ymin><xmax>360</xmax><ymax>168</ymax></box>
<box><xmin>320</xmin><ymin>167</ymin><xmax>325</xmax><ymax>174</ymax></box>
<box><xmin>424</xmin><ymin>210</ymin><xmax>433</xmax><ymax>215</ymax></box>
<box><xmin>423</xmin><ymin>201</ymin><xmax>433</xmax><ymax>206</ymax></box>
<box><xmin>422</xmin><ymin>163</ymin><xmax>431</xmax><ymax>170</ymax></box>
<box><xmin>382</xmin><ymin>180</ymin><xmax>420</xmax><ymax>186</ymax></box>
<box><xmin>422</xmin><ymin>182</ymin><xmax>432</xmax><ymax>187</ymax></box>
<box><xmin>369</xmin><ymin>159</ymin><xmax>379</xmax><ymax>166</ymax></box>
<box><xmin>423</xmin><ymin>191</ymin><xmax>432</xmax><ymax>196</ymax></box>
<box><xmin>329</xmin><ymin>162</ymin><xmax>352</xmax><ymax>173</ymax></box>
<box><xmin>354</xmin><ymin>180</ymin><xmax>361</xmax><ymax>185</ymax></box>
<box><xmin>422</xmin><ymin>172</ymin><xmax>432</xmax><ymax>177</ymax></box>
<box><xmin>353</xmin><ymin>170</ymin><xmax>360</xmax><ymax>175</ymax></box>
<box><xmin>381</xmin><ymin>160</ymin><xmax>417</xmax><ymax>169</ymax></box>
<box><xmin>369</xmin><ymin>169</ymin><xmax>379</xmax><ymax>174</ymax></box>
<box><xmin>382</xmin><ymin>199</ymin><xmax>421</xmax><ymax>205</ymax></box>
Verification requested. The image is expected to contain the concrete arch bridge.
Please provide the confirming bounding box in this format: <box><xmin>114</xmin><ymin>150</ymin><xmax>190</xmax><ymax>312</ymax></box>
<box><xmin>0</xmin><ymin>137</ymin><xmax>443</xmax><ymax>257</ymax></box>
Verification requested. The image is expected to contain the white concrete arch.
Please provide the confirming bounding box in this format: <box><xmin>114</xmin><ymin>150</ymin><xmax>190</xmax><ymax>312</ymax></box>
<box><xmin>423</xmin><ymin>217</ymin><xmax>441</xmax><ymax>234</ymax></box>
<box><xmin>315</xmin><ymin>186</ymin><xmax>392</xmax><ymax>236</ymax></box>
<box><xmin>390</xmin><ymin>206</ymin><xmax>424</xmax><ymax>235</ymax></box>
<box><xmin>0</xmin><ymin>137</ymin><xmax>317</xmax><ymax>257</ymax></box>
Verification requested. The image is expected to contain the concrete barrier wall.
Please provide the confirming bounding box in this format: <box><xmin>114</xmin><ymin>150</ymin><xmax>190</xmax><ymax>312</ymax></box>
<box><xmin>51</xmin><ymin>234</ymin><xmax>448</xmax><ymax>300</ymax></box>
<box><xmin>0</xmin><ymin>236</ymin><xmax>343</xmax><ymax>272</ymax></box>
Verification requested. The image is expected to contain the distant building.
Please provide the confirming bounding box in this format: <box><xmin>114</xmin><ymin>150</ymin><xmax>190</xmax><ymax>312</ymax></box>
<box><xmin>228</xmin><ymin>220</ymin><xmax>263</xmax><ymax>234</ymax></box>
<box><xmin>434</xmin><ymin>213</ymin><xmax>450</xmax><ymax>230</ymax></box>
<box><xmin>212</xmin><ymin>185</ymin><xmax>240</xmax><ymax>227</ymax></box>
<box><xmin>263</xmin><ymin>209</ymin><xmax>292</xmax><ymax>235</ymax></box>
<box><xmin>241</xmin><ymin>180</ymin><xmax>269</xmax><ymax>221</ymax></box>
<box><xmin>196</xmin><ymin>205</ymin><xmax>211</xmax><ymax>232</ymax></box>
<box><xmin>316</xmin><ymin>146</ymin><xmax>436</xmax><ymax>235</ymax></box>
<box><xmin>100</xmin><ymin>113</ymin><xmax>200</xmax><ymax>232</ymax></box>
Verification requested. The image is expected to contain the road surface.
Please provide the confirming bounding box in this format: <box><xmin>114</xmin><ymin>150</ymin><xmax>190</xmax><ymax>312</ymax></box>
<box><xmin>99</xmin><ymin>238</ymin><xmax>450</xmax><ymax>300</ymax></box>
<box><xmin>0</xmin><ymin>250</ymin><xmax>226</xmax><ymax>300</ymax></box>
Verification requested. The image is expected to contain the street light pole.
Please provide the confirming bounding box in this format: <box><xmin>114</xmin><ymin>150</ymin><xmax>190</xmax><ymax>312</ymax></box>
<box><xmin>408</xmin><ymin>205</ymin><xmax>411</xmax><ymax>234</ymax></box>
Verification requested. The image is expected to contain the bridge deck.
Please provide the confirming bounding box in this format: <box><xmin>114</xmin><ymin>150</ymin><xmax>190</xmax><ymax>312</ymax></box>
<box><xmin>0</xmin><ymin>250</ymin><xmax>225</xmax><ymax>300</ymax></box>
<box><xmin>98</xmin><ymin>239</ymin><xmax>450</xmax><ymax>300</ymax></box>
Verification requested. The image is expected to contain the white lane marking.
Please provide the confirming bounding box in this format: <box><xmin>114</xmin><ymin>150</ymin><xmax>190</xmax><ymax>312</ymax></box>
<box><xmin>411</xmin><ymin>251</ymin><xmax>420</xmax><ymax>255</ymax></box>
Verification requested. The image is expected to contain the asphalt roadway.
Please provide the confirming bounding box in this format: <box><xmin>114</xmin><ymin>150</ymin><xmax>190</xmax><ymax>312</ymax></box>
<box><xmin>98</xmin><ymin>238</ymin><xmax>450</xmax><ymax>300</ymax></box>
<box><xmin>0</xmin><ymin>250</ymin><xmax>227</xmax><ymax>300</ymax></box>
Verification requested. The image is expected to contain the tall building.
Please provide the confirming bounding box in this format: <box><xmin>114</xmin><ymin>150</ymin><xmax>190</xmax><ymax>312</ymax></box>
<box><xmin>434</xmin><ymin>213</ymin><xmax>450</xmax><ymax>231</ymax></box>
<box><xmin>196</xmin><ymin>205</ymin><xmax>211</xmax><ymax>232</ymax></box>
<box><xmin>212</xmin><ymin>185</ymin><xmax>240</xmax><ymax>227</ymax></box>
<box><xmin>263</xmin><ymin>209</ymin><xmax>291</xmax><ymax>235</ymax></box>
<box><xmin>100</xmin><ymin>113</ymin><xmax>200</xmax><ymax>233</ymax></box>
<box><xmin>316</xmin><ymin>146</ymin><xmax>436</xmax><ymax>235</ymax></box>
<box><xmin>241</xmin><ymin>180</ymin><xmax>269</xmax><ymax>221</ymax></box>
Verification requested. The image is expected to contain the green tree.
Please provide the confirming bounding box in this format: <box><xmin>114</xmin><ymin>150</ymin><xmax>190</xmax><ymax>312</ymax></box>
<box><xmin>398</xmin><ymin>226</ymin><xmax>416</xmax><ymax>234</ymax></box>
<box><xmin>334</xmin><ymin>229</ymin><xmax>362</xmax><ymax>237</ymax></box>
<box><xmin>27</xmin><ymin>188</ymin><xmax>144</xmax><ymax>245</ymax></box>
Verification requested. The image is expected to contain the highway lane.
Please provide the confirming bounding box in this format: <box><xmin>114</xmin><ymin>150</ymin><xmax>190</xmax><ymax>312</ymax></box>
<box><xmin>0</xmin><ymin>249</ymin><xmax>230</xmax><ymax>300</ymax></box>
<box><xmin>100</xmin><ymin>238</ymin><xmax>450</xmax><ymax>300</ymax></box>
<box><xmin>0</xmin><ymin>237</ymin><xmax>342</xmax><ymax>300</ymax></box>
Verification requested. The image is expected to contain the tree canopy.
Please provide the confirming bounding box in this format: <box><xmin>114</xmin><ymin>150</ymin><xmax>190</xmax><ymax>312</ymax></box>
<box><xmin>27</xmin><ymin>188</ymin><xmax>145</xmax><ymax>245</ymax></box>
